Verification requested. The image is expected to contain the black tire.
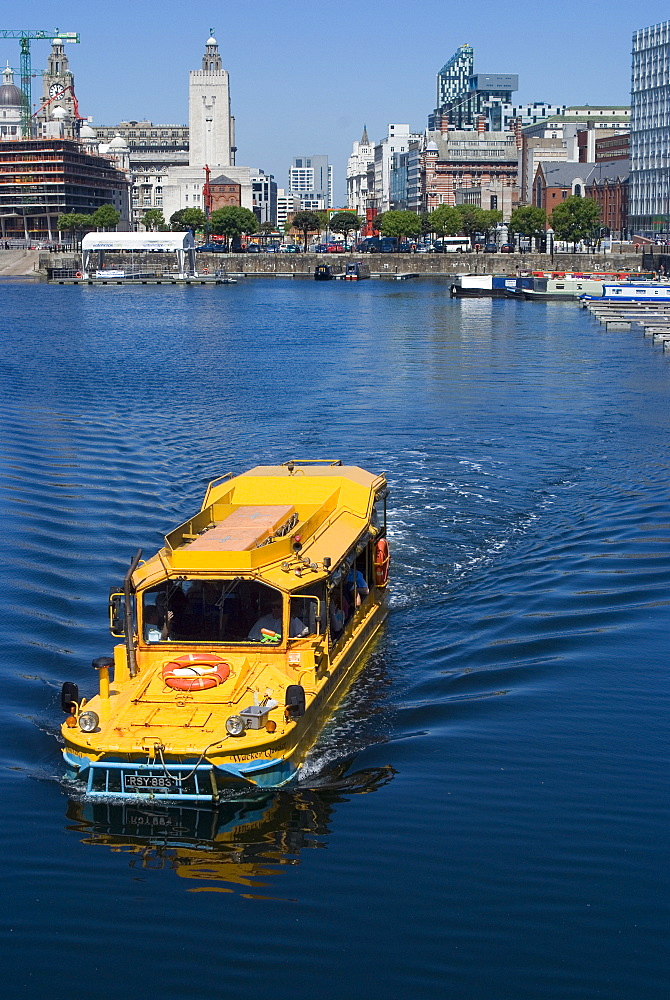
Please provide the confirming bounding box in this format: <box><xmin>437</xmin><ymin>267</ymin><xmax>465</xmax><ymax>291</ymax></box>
<box><xmin>61</xmin><ymin>681</ymin><xmax>79</xmax><ymax>713</ymax></box>
<box><xmin>285</xmin><ymin>683</ymin><xmax>306</xmax><ymax>719</ymax></box>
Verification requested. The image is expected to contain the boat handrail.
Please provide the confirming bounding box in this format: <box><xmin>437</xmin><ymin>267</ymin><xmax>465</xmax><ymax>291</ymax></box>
<box><xmin>201</xmin><ymin>471</ymin><xmax>235</xmax><ymax>508</ymax></box>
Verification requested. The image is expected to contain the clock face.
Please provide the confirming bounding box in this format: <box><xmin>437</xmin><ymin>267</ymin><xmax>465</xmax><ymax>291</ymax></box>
<box><xmin>49</xmin><ymin>83</ymin><xmax>65</xmax><ymax>98</ymax></box>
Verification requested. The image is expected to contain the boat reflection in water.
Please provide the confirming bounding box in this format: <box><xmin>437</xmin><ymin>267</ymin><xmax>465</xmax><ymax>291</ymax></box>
<box><xmin>65</xmin><ymin>764</ymin><xmax>395</xmax><ymax>894</ymax></box>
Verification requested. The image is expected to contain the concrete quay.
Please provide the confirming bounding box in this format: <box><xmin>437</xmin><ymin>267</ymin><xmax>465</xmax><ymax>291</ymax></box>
<box><xmin>36</xmin><ymin>250</ymin><xmax>646</xmax><ymax>281</ymax></box>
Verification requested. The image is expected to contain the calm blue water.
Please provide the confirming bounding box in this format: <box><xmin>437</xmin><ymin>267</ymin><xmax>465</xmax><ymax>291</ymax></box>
<box><xmin>0</xmin><ymin>278</ymin><xmax>668</xmax><ymax>999</ymax></box>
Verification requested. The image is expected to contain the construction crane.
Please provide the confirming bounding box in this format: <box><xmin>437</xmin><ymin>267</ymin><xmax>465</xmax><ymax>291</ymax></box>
<box><xmin>0</xmin><ymin>29</ymin><xmax>79</xmax><ymax>137</ymax></box>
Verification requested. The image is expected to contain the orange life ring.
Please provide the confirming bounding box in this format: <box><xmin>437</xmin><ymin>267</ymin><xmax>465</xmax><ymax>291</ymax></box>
<box><xmin>162</xmin><ymin>653</ymin><xmax>230</xmax><ymax>691</ymax></box>
<box><xmin>75</xmin><ymin>271</ymin><xmax>82</xmax><ymax>278</ymax></box>
<box><xmin>202</xmin><ymin>268</ymin><xmax>209</xmax><ymax>274</ymax></box>
<box><xmin>374</xmin><ymin>537</ymin><xmax>390</xmax><ymax>587</ymax></box>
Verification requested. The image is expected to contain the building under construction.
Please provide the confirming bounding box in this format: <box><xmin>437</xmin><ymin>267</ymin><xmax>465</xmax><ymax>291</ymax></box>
<box><xmin>0</xmin><ymin>35</ymin><xmax>130</xmax><ymax>239</ymax></box>
<box><xmin>0</xmin><ymin>137</ymin><xmax>130</xmax><ymax>240</ymax></box>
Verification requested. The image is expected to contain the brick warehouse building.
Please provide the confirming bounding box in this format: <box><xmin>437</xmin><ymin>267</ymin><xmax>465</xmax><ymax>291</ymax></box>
<box><xmin>0</xmin><ymin>139</ymin><xmax>130</xmax><ymax>241</ymax></box>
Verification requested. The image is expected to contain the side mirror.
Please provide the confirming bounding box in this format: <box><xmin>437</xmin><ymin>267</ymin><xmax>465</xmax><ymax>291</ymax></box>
<box><xmin>109</xmin><ymin>588</ymin><xmax>125</xmax><ymax>637</ymax></box>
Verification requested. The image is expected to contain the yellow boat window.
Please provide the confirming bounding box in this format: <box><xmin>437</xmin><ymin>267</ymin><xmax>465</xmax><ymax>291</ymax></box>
<box><xmin>141</xmin><ymin>578</ymin><xmax>286</xmax><ymax>644</ymax></box>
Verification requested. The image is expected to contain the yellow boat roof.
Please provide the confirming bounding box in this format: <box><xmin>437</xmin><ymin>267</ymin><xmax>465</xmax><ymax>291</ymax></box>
<box><xmin>133</xmin><ymin>461</ymin><xmax>386</xmax><ymax>592</ymax></box>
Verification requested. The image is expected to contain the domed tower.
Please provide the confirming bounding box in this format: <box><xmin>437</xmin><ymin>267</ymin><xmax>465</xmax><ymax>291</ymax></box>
<box><xmin>38</xmin><ymin>37</ymin><xmax>76</xmax><ymax>127</ymax></box>
<box><xmin>0</xmin><ymin>63</ymin><xmax>23</xmax><ymax>139</ymax></box>
<box><xmin>189</xmin><ymin>31</ymin><xmax>234</xmax><ymax>168</ymax></box>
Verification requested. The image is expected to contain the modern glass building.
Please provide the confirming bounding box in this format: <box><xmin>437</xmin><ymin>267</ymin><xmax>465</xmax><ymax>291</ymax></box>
<box><xmin>428</xmin><ymin>45</ymin><xmax>518</xmax><ymax>132</ymax></box>
<box><xmin>629</xmin><ymin>20</ymin><xmax>670</xmax><ymax>238</ymax></box>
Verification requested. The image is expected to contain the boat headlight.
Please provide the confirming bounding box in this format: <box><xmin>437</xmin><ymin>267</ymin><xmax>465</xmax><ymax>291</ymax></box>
<box><xmin>225</xmin><ymin>714</ymin><xmax>245</xmax><ymax>737</ymax></box>
<box><xmin>79</xmin><ymin>711</ymin><xmax>99</xmax><ymax>733</ymax></box>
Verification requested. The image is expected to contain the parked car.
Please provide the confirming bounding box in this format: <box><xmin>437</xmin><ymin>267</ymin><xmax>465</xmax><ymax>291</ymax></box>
<box><xmin>197</xmin><ymin>242</ymin><xmax>226</xmax><ymax>253</ymax></box>
<box><xmin>283</xmin><ymin>244</ymin><xmax>300</xmax><ymax>253</ymax></box>
<box><xmin>499</xmin><ymin>243</ymin><xmax>513</xmax><ymax>253</ymax></box>
<box><xmin>483</xmin><ymin>243</ymin><xmax>498</xmax><ymax>253</ymax></box>
<box><xmin>310</xmin><ymin>244</ymin><xmax>328</xmax><ymax>253</ymax></box>
<box><xmin>245</xmin><ymin>244</ymin><xmax>262</xmax><ymax>253</ymax></box>
<box><xmin>326</xmin><ymin>243</ymin><xmax>345</xmax><ymax>253</ymax></box>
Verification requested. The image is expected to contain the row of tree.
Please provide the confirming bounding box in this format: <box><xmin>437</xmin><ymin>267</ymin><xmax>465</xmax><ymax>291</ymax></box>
<box><xmin>286</xmin><ymin>199</ymin><xmax>603</xmax><ymax>248</ymax></box>
<box><xmin>57</xmin><ymin>205</ymin><xmax>121</xmax><ymax>240</ymax></box>
<box><xmin>55</xmin><ymin>197</ymin><xmax>605</xmax><ymax>250</ymax></box>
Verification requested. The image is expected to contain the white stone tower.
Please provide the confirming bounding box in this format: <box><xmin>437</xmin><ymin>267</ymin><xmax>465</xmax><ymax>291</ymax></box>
<box><xmin>40</xmin><ymin>38</ymin><xmax>76</xmax><ymax>118</ymax></box>
<box><xmin>188</xmin><ymin>32</ymin><xmax>233</xmax><ymax>168</ymax></box>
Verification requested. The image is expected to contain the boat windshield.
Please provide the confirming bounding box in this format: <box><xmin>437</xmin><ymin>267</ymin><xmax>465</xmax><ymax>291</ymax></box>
<box><xmin>141</xmin><ymin>578</ymin><xmax>288</xmax><ymax>644</ymax></box>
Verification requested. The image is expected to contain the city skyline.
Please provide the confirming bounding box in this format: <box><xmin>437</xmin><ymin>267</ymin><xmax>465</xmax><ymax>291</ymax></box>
<box><xmin>5</xmin><ymin>0</ymin><xmax>668</xmax><ymax>204</ymax></box>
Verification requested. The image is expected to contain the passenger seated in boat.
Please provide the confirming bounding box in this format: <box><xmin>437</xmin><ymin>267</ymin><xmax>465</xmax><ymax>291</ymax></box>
<box><xmin>248</xmin><ymin>600</ymin><xmax>307</xmax><ymax>642</ymax></box>
<box><xmin>329</xmin><ymin>594</ymin><xmax>347</xmax><ymax>639</ymax></box>
<box><xmin>345</xmin><ymin>568</ymin><xmax>369</xmax><ymax>611</ymax></box>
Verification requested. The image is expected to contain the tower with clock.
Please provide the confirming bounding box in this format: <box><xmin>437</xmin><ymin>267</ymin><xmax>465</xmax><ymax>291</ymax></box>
<box><xmin>37</xmin><ymin>37</ymin><xmax>76</xmax><ymax>128</ymax></box>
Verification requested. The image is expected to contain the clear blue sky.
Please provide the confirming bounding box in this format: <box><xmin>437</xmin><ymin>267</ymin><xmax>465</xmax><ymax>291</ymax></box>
<box><xmin>6</xmin><ymin>1</ymin><xmax>669</xmax><ymax>205</ymax></box>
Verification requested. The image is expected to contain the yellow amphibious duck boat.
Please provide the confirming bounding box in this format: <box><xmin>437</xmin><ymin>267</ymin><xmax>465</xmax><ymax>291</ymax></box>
<box><xmin>60</xmin><ymin>460</ymin><xmax>390</xmax><ymax>800</ymax></box>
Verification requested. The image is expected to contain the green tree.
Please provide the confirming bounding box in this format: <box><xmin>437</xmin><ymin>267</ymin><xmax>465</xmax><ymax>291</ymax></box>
<box><xmin>550</xmin><ymin>196</ymin><xmax>601</xmax><ymax>247</ymax></box>
<box><xmin>429</xmin><ymin>204</ymin><xmax>462</xmax><ymax>237</ymax></box>
<box><xmin>209</xmin><ymin>206</ymin><xmax>258</xmax><ymax>248</ymax></box>
<box><xmin>509</xmin><ymin>205</ymin><xmax>546</xmax><ymax>240</ymax></box>
<box><xmin>379</xmin><ymin>210</ymin><xmax>422</xmax><ymax>240</ymax></box>
<box><xmin>91</xmin><ymin>204</ymin><xmax>121</xmax><ymax>231</ymax></box>
<box><xmin>292</xmin><ymin>210</ymin><xmax>321</xmax><ymax>250</ymax></box>
<box><xmin>328</xmin><ymin>211</ymin><xmax>362</xmax><ymax>247</ymax></box>
<box><xmin>259</xmin><ymin>221</ymin><xmax>276</xmax><ymax>235</ymax></box>
<box><xmin>170</xmin><ymin>208</ymin><xmax>207</xmax><ymax>232</ymax></box>
<box><xmin>316</xmin><ymin>210</ymin><xmax>330</xmax><ymax>235</ymax></box>
<box><xmin>371</xmin><ymin>213</ymin><xmax>384</xmax><ymax>234</ymax></box>
<box><xmin>57</xmin><ymin>212</ymin><xmax>95</xmax><ymax>247</ymax></box>
<box><xmin>479</xmin><ymin>209</ymin><xmax>503</xmax><ymax>234</ymax></box>
<box><xmin>419</xmin><ymin>212</ymin><xmax>432</xmax><ymax>237</ymax></box>
<box><xmin>454</xmin><ymin>203</ymin><xmax>488</xmax><ymax>240</ymax></box>
<box><xmin>142</xmin><ymin>209</ymin><xmax>165</xmax><ymax>232</ymax></box>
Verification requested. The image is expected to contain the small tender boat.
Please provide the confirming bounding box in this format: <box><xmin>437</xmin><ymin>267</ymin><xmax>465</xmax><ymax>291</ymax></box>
<box><xmin>59</xmin><ymin>460</ymin><xmax>390</xmax><ymax>801</ymax></box>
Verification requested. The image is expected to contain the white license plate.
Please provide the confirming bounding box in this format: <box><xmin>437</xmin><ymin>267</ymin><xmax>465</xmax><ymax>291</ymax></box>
<box><xmin>124</xmin><ymin>774</ymin><xmax>174</xmax><ymax>791</ymax></box>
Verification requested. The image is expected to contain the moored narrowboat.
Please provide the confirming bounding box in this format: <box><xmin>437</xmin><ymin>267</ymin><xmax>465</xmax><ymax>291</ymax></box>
<box><xmin>581</xmin><ymin>281</ymin><xmax>670</xmax><ymax>301</ymax></box>
<box><xmin>59</xmin><ymin>460</ymin><xmax>390</xmax><ymax>801</ymax></box>
<box><xmin>314</xmin><ymin>263</ymin><xmax>342</xmax><ymax>280</ymax></box>
<box><xmin>345</xmin><ymin>261</ymin><xmax>371</xmax><ymax>280</ymax></box>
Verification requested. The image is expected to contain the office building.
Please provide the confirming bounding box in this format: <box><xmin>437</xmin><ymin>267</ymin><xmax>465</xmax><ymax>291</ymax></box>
<box><xmin>346</xmin><ymin>125</ymin><xmax>374</xmax><ymax>216</ymax></box>
<box><xmin>288</xmin><ymin>155</ymin><xmax>332</xmax><ymax>210</ymax></box>
<box><xmin>629</xmin><ymin>20</ymin><xmax>670</xmax><ymax>237</ymax></box>
<box><xmin>276</xmin><ymin>188</ymin><xmax>301</xmax><ymax>230</ymax></box>
<box><xmin>429</xmin><ymin>44</ymin><xmax>518</xmax><ymax>131</ymax></box>
<box><xmin>397</xmin><ymin>130</ymin><xmax>519</xmax><ymax>218</ymax></box>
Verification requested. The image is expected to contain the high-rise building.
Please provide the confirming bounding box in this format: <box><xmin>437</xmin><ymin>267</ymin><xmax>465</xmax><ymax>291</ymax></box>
<box><xmin>629</xmin><ymin>19</ymin><xmax>670</xmax><ymax>237</ymax></box>
<box><xmin>429</xmin><ymin>44</ymin><xmax>518</xmax><ymax>131</ymax></box>
<box><xmin>288</xmin><ymin>155</ymin><xmax>332</xmax><ymax>210</ymax></box>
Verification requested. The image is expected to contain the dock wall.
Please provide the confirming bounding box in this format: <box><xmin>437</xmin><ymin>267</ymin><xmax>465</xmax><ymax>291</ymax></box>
<box><xmin>38</xmin><ymin>251</ymin><xmax>647</xmax><ymax>280</ymax></box>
